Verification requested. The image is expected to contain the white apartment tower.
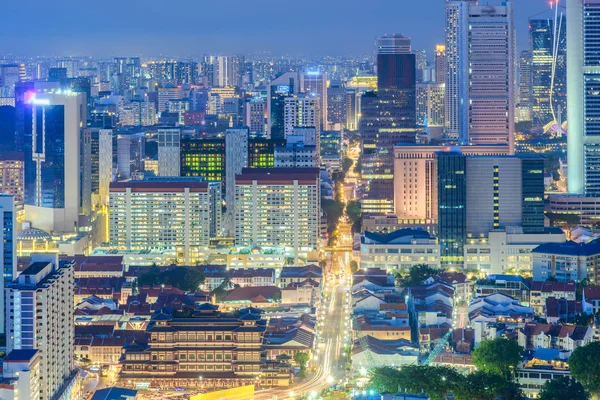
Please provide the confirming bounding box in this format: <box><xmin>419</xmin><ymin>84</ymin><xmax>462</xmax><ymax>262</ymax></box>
<box><xmin>109</xmin><ymin>179</ymin><xmax>214</xmax><ymax>264</ymax></box>
<box><xmin>5</xmin><ymin>255</ymin><xmax>75</xmax><ymax>400</ymax></box>
<box><xmin>225</xmin><ymin>127</ymin><xmax>249</xmax><ymax>235</ymax></box>
<box><xmin>157</xmin><ymin>128</ymin><xmax>181</xmax><ymax>177</ymax></box>
<box><xmin>234</xmin><ymin>168</ymin><xmax>321</xmax><ymax>263</ymax></box>
<box><xmin>300</xmin><ymin>71</ymin><xmax>328</xmax><ymax>129</ymax></box>
<box><xmin>284</xmin><ymin>96</ymin><xmax>321</xmax><ymax>139</ymax></box>
<box><xmin>98</xmin><ymin>129</ymin><xmax>113</xmax><ymax>207</ymax></box>
<box><xmin>245</xmin><ymin>98</ymin><xmax>267</xmax><ymax>134</ymax></box>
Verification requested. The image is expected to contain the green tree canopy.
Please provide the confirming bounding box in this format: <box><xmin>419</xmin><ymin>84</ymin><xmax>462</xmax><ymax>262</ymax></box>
<box><xmin>539</xmin><ymin>376</ymin><xmax>589</xmax><ymax>400</ymax></box>
<box><xmin>570</xmin><ymin>342</ymin><xmax>600</xmax><ymax>396</ymax></box>
<box><xmin>346</xmin><ymin>200</ymin><xmax>361</xmax><ymax>223</ymax></box>
<box><xmin>472</xmin><ymin>338</ymin><xmax>523</xmax><ymax>380</ymax></box>
<box><xmin>349</xmin><ymin>260</ymin><xmax>359</xmax><ymax>274</ymax></box>
<box><xmin>370</xmin><ymin>366</ymin><xmax>462</xmax><ymax>400</ymax></box>
<box><xmin>293</xmin><ymin>352</ymin><xmax>310</xmax><ymax>372</ymax></box>
<box><xmin>397</xmin><ymin>264</ymin><xmax>441</xmax><ymax>287</ymax></box>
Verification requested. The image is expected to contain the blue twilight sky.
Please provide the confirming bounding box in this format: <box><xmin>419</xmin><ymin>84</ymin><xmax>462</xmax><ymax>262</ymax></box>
<box><xmin>1</xmin><ymin>0</ymin><xmax>561</xmax><ymax>57</ymax></box>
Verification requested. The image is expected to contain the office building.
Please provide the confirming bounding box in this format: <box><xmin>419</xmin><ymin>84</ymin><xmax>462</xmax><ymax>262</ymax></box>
<box><xmin>157</xmin><ymin>87</ymin><xmax>184</xmax><ymax>113</ymax></box>
<box><xmin>22</xmin><ymin>91</ymin><xmax>86</xmax><ymax>233</ymax></box>
<box><xmin>225</xmin><ymin>127</ymin><xmax>249</xmax><ymax>235</ymax></box>
<box><xmin>393</xmin><ymin>144</ymin><xmax>510</xmax><ymax>223</ymax></box>
<box><xmin>180</xmin><ymin>137</ymin><xmax>226</xmax><ymax>182</ymax></box>
<box><xmin>158</xmin><ymin>128</ymin><xmax>181</xmax><ymax>177</ymax></box>
<box><xmin>274</xmin><ymin>140</ymin><xmax>318</xmax><ymax>168</ymax></box>
<box><xmin>0</xmin><ymin>195</ymin><xmax>15</xmax><ymax>333</ymax></box>
<box><xmin>445</xmin><ymin>0</ymin><xmax>514</xmax><ymax>150</ymax></box>
<box><xmin>248</xmin><ymin>138</ymin><xmax>285</xmax><ymax>168</ymax></box>
<box><xmin>300</xmin><ymin>70</ymin><xmax>328</xmax><ymax>129</ymax></box>
<box><xmin>435</xmin><ymin>44</ymin><xmax>446</xmax><ymax>84</ymax></box>
<box><xmin>0</xmin><ymin>152</ymin><xmax>24</xmax><ymax>207</ymax></box>
<box><xmin>0</xmin><ymin>64</ymin><xmax>20</xmax><ymax>98</ymax></box>
<box><xmin>467</xmin><ymin>2</ymin><xmax>515</xmax><ymax>150</ymax></box>
<box><xmin>437</xmin><ymin>151</ymin><xmax>467</xmax><ymax>266</ymax></box>
<box><xmin>361</xmin><ymin>34</ymin><xmax>417</xmax><ymax>214</ymax></box>
<box><xmin>109</xmin><ymin>179</ymin><xmax>214</xmax><ymax>264</ymax></box>
<box><xmin>5</xmin><ymin>255</ymin><xmax>75</xmax><ymax>400</ymax></box>
<box><xmin>517</xmin><ymin>50</ymin><xmax>533</xmax><ymax>122</ymax></box>
<box><xmin>116</xmin><ymin>131</ymin><xmax>145</xmax><ymax>179</ymax></box>
<box><xmin>567</xmin><ymin>0</ymin><xmax>600</xmax><ymax>195</ymax></box>
<box><xmin>530</xmin><ymin>19</ymin><xmax>554</xmax><ymax>126</ymax></box>
<box><xmin>268</xmin><ymin>72</ymin><xmax>299</xmax><ymax>139</ymax></box>
<box><xmin>244</xmin><ymin>98</ymin><xmax>267</xmax><ymax>134</ymax></box>
<box><xmin>234</xmin><ymin>168</ymin><xmax>320</xmax><ymax>262</ymax></box>
<box><xmin>532</xmin><ymin>239</ymin><xmax>600</xmax><ymax>282</ymax></box>
<box><xmin>120</xmin><ymin>100</ymin><xmax>156</xmax><ymax>127</ymax></box>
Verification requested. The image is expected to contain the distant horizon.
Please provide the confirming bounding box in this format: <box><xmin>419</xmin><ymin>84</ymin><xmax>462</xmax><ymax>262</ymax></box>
<box><xmin>1</xmin><ymin>0</ymin><xmax>563</xmax><ymax>59</ymax></box>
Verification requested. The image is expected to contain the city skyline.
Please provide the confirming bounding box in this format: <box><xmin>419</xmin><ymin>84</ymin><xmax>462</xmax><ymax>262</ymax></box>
<box><xmin>2</xmin><ymin>0</ymin><xmax>562</xmax><ymax>57</ymax></box>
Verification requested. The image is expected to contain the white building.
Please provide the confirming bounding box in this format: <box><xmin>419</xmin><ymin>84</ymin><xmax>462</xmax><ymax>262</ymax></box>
<box><xmin>359</xmin><ymin>228</ymin><xmax>440</xmax><ymax>272</ymax></box>
<box><xmin>109</xmin><ymin>178</ymin><xmax>215</xmax><ymax>264</ymax></box>
<box><xmin>225</xmin><ymin>127</ymin><xmax>249</xmax><ymax>235</ymax></box>
<box><xmin>532</xmin><ymin>239</ymin><xmax>600</xmax><ymax>282</ymax></box>
<box><xmin>464</xmin><ymin>227</ymin><xmax>566</xmax><ymax>275</ymax></box>
<box><xmin>244</xmin><ymin>98</ymin><xmax>266</xmax><ymax>134</ymax></box>
<box><xmin>5</xmin><ymin>255</ymin><xmax>75</xmax><ymax>400</ymax></box>
<box><xmin>234</xmin><ymin>168</ymin><xmax>320</xmax><ymax>262</ymax></box>
<box><xmin>284</xmin><ymin>97</ymin><xmax>320</xmax><ymax>140</ymax></box>
<box><xmin>120</xmin><ymin>100</ymin><xmax>156</xmax><ymax>126</ymax></box>
<box><xmin>98</xmin><ymin>129</ymin><xmax>113</xmax><ymax>207</ymax></box>
<box><xmin>157</xmin><ymin>128</ymin><xmax>181</xmax><ymax>177</ymax></box>
<box><xmin>23</xmin><ymin>91</ymin><xmax>86</xmax><ymax>233</ymax></box>
<box><xmin>300</xmin><ymin>70</ymin><xmax>328</xmax><ymax>129</ymax></box>
<box><xmin>213</xmin><ymin>55</ymin><xmax>244</xmax><ymax>87</ymax></box>
<box><xmin>0</xmin><ymin>349</ymin><xmax>42</xmax><ymax>400</ymax></box>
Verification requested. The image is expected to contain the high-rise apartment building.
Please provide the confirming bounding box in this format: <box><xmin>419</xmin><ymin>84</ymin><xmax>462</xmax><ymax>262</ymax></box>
<box><xmin>158</xmin><ymin>128</ymin><xmax>181</xmax><ymax>177</ymax></box>
<box><xmin>22</xmin><ymin>91</ymin><xmax>86</xmax><ymax>232</ymax></box>
<box><xmin>234</xmin><ymin>168</ymin><xmax>320</xmax><ymax>262</ymax></box>
<box><xmin>416</xmin><ymin>83</ymin><xmax>445</xmax><ymax>127</ymax></box>
<box><xmin>213</xmin><ymin>55</ymin><xmax>244</xmax><ymax>87</ymax></box>
<box><xmin>0</xmin><ymin>152</ymin><xmax>24</xmax><ymax>207</ymax></box>
<box><xmin>109</xmin><ymin>179</ymin><xmax>215</xmax><ymax>264</ymax></box>
<box><xmin>300</xmin><ymin>70</ymin><xmax>328</xmax><ymax>129</ymax></box>
<box><xmin>0</xmin><ymin>195</ymin><xmax>15</xmax><ymax>334</ymax></box>
<box><xmin>157</xmin><ymin>87</ymin><xmax>184</xmax><ymax>113</ymax></box>
<box><xmin>567</xmin><ymin>0</ymin><xmax>600</xmax><ymax>195</ymax></box>
<box><xmin>244</xmin><ymin>98</ymin><xmax>267</xmax><ymax>134</ymax></box>
<box><xmin>225</xmin><ymin>128</ymin><xmax>249</xmax><ymax>235</ymax></box>
<box><xmin>5</xmin><ymin>255</ymin><xmax>75</xmax><ymax>400</ymax></box>
<box><xmin>117</xmin><ymin>131</ymin><xmax>145</xmax><ymax>179</ymax></box>
<box><xmin>89</xmin><ymin>128</ymin><xmax>113</xmax><ymax>207</ymax></box>
<box><xmin>268</xmin><ymin>72</ymin><xmax>299</xmax><ymax>140</ymax></box>
<box><xmin>120</xmin><ymin>100</ymin><xmax>156</xmax><ymax>127</ymax></box>
<box><xmin>283</xmin><ymin>96</ymin><xmax>321</xmax><ymax>144</ymax></box>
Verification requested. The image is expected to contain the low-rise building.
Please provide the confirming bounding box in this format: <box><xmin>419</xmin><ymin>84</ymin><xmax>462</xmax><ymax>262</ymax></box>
<box><xmin>469</xmin><ymin>293</ymin><xmax>534</xmax><ymax>326</ymax></box>
<box><xmin>475</xmin><ymin>274</ymin><xmax>531</xmax><ymax>304</ymax></box>
<box><xmin>74</xmin><ymin>337</ymin><xmax>126</xmax><ymax>366</ymax></box>
<box><xmin>518</xmin><ymin>323</ymin><xmax>594</xmax><ymax>352</ymax></box>
<box><xmin>517</xmin><ymin>350</ymin><xmax>571</xmax><ymax>399</ymax></box>
<box><xmin>530</xmin><ymin>281</ymin><xmax>576</xmax><ymax>314</ymax></box>
<box><xmin>280</xmin><ymin>279</ymin><xmax>320</xmax><ymax>306</ymax></box>
<box><xmin>464</xmin><ymin>227</ymin><xmax>566</xmax><ymax>275</ymax></box>
<box><xmin>352</xmin><ymin>337</ymin><xmax>419</xmax><ymax>369</ymax></box>
<box><xmin>0</xmin><ymin>350</ymin><xmax>41</xmax><ymax>400</ymax></box>
<box><xmin>359</xmin><ymin>228</ymin><xmax>440</xmax><ymax>272</ymax></box>
<box><xmin>278</xmin><ymin>265</ymin><xmax>322</xmax><ymax>287</ymax></box>
<box><xmin>532</xmin><ymin>239</ymin><xmax>600</xmax><ymax>282</ymax></box>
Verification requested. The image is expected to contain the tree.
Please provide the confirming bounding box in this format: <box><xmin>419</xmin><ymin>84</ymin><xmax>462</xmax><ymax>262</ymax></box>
<box><xmin>349</xmin><ymin>260</ymin><xmax>359</xmax><ymax>274</ymax></box>
<box><xmin>294</xmin><ymin>352</ymin><xmax>310</xmax><ymax>374</ymax></box>
<box><xmin>346</xmin><ymin>200</ymin><xmax>361</xmax><ymax>223</ymax></box>
<box><xmin>137</xmin><ymin>266</ymin><xmax>161</xmax><ymax>287</ymax></box>
<box><xmin>454</xmin><ymin>371</ymin><xmax>509</xmax><ymax>400</ymax></box>
<box><xmin>472</xmin><ymin>338</ymin><xmax>523</xmax><ymax>380</ymax></box>
<box><xmin>539</xmin><ymin>376</ymin><xmax>589</xmax><ymax>400</ymax></box>
<box><xmin>570</xmin><ymin>342</ymin><xmax>600</xmax><ymax>396</ymax></box>
<box><xmin>397</xmin><ymin>264</ymin><xmax>440</xmax><ymax>287</ymax></box>
<box><xmin>370</xmin><ymin>365</ymin><xmax>462</xmax><ymax>400</ymax></box>
<box><xmin>342</xmin><ymin>157</ymin><xmax>354</xmax><ymax>173</ymax></box>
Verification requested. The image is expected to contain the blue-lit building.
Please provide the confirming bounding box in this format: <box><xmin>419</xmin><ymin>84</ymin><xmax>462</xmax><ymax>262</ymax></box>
<box><xmin>268</xmin><ymin>72</ymin><xmax>298</xmax><ymax>140</ymax></box>
<box><xmin>437</xmin><ymin>150</ymin><xmax>466</xmax><ymax>266</ymax></box>
<box><xmin>0</xmin><ymin>194</ymin><xmax>15</xmax><ymax>335</ymax></box>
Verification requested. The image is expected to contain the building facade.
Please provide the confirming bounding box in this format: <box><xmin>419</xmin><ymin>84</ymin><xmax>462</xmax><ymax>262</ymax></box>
<box><xmin>157</xmin><ymin>128</ymin><xmax>181</xmax><ymax>177</ymax></box>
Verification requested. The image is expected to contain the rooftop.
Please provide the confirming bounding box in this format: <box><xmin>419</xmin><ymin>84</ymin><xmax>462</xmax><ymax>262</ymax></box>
<box><xmin>21</xmin><ymin>261</ymin><xmax>50</xmax><ymax>276</ymax></box>
<box><xmin>3</xmin><ymin>349</ymin><xmax>38</xmax><ymax>362</ymax></box>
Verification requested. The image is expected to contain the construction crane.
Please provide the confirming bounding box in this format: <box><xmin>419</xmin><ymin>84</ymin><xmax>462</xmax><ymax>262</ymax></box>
<box><xmin>422</xmin><ymin>329</ymin><xmax>453</xmax><ymax>366</ymax></box>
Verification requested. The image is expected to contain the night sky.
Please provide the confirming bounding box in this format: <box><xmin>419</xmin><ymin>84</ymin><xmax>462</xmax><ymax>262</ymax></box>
<box><xmin>1</xmin><ymin>0</ymin><xmax>561</xmax><ymax>57</ymax></box>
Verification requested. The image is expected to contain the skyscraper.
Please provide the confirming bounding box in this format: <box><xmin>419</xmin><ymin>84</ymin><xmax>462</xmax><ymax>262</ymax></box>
<box><xmin>213</xmin><ymin>55</ymin><xmax>244</xmax><ymax>87</ymax></box>
<box><xmin>567</xmin><ymin>0</ymin><xmax>599</xmax><ymax>195</ymax></box>
<box><xmin>5</xmin><ymin>255</ymin><xmax>75</xmax><ymax>400</ymax></box>
<box><xmin>300</xmin><ymin>70</ymin><xmax>328</xmax><ymax>129</ymax></box>
<box><xmin>268</xmin><ymin>72</ymin><xmax>299</xmax><ymax>140</ymax></box>
<box><xmin>0</xmin><ymin>194</ymin><xmax>15</xmax><ymax>334</ymax></box>
<box><xmin>22</xmin><ymin>91</ymin><xmax>86</xmax><ymax>232</ymax></box>
<box><xmin>467</xmin><ymin>2</ymin><xmax>515</xmax><ymax>151</ymax></box>
<box><xmin>360</xmin><ymin>34</ymin><xmax>418</xmax><ymax>214</ymax></box>
<box><xmin>517</xmin><ymin>50</ymin><xmax>533</xmax><ymax>122</ymax></box>
<box><xmin>530</xmin><ymin>18</ymin><xmax>554</xmax><ymax>126</ymax></box>
<box><xmin>437</xmin><ymin>151</ymin><xmax>466</xmax><ymax>266</ymax></box>
<box><xmin>284</xmin><ymin>96</ymin><xmax>321</xmax><ymax>141</ymax></box>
